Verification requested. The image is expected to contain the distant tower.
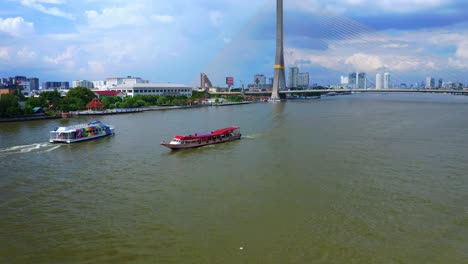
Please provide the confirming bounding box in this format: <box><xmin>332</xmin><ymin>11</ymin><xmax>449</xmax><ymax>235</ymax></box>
<box><xmin>288</xmin><ymin>67</ymin><xmax>299</xmax><ymax>88</ymax></box>
<box><xmin>200</xmin><ymin>73</ymin><xmax>213</xmax><ymax>89</ymax></box>
<box><xmin>376</xmin><ymin>73</ymin><xmax>382</xmax><ymax>89</ymax></box>
<box><xmin>384</xmin><ymin>72</ymin><xmax>390</xmax><ymax>89</ymax></box>
<box><xmin>271</xmin><ymin>0</ymin><xmax>286</xmax><ymax>100</ymax></box>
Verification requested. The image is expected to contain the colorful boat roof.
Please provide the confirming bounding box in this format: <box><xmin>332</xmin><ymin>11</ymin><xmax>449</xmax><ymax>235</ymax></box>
<box><xmin>174</xmin><ymin>126</ymin><xmax>240</xmax><ymax>140</ymax></box>
<box><xmin>52</xmin><ymin>120</ymin><xmax>110</xmax><ymax>132</ymax></box>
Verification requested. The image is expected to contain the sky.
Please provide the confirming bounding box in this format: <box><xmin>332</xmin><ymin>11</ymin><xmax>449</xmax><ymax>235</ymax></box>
<box><xmin>1</xmin><ymin>0</ymin><xmax>468</xmax><ymax>87</ymax></box>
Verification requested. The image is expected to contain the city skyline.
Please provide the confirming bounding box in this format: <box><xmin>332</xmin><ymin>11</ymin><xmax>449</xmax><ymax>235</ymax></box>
<box><xmin>1</xmin><ymin>0</ymin><xmax>468</xmax><ymax>87</ymax></box>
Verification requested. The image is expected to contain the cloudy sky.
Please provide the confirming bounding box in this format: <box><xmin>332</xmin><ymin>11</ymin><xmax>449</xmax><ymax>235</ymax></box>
<box><xmin>1</xmin><ymin>0</ymin><xmax>468</xmax><ymax>87</ymax></box>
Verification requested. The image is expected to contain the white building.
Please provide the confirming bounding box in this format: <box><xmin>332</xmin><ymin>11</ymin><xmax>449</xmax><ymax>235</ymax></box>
<box><xmin>18</xmin><ymin>81</ymin><xmax>31</xmax><ymax>95</ymax></box>
<box><xmin>384</xmin><ymin>72</ymin><xmax>390</xmax><ymax>89</ymax></box>
<box><xmin>106</xmin><ymin>77</ymin><xmax>148</xmax><ymax>89</ymax></box>
<box><xmin>92</xmin><ymin>80</ymin><xmax>107</xmax><ymax>90</ymax></box>
<box><xmin>340</xmin><ymin>76</ymin><xmax>349</xmax><ymax>86</ymax></box>
<box><xmin>376</xmin><ymin>73</ymin><xmax>383</xmax><ymax>89</ymax></box>
<box><xmin>72</xmin><ymin>80</ymin><xmax>94</xmax><ymax>89</ymax></box>
<box><xmin>426</xmin><ymin>77</ymin><xmax>435</xmax><ymax>88</ymax></box>
<box><xmin>114</xmin><ymin>83</ymin><xmax>192</xmax><ymax>97</ymax></box>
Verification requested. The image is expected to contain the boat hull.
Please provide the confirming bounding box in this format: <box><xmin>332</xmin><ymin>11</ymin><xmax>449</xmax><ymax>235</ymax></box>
<box><xmin>50</xmin><ymin>132</ymin><xmax>114</xmax><ymax>144</ymax></box>
<box><xmin>161</xmin><ymin>135</ymin><xmax>241</xmax><ymax>150</ymax></box>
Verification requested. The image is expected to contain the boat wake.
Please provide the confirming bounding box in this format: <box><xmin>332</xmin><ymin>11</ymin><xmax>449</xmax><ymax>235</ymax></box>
<box><xmin>242</xmin><ymin>134</ymin><xmax>260</xmax><ymax>139</ymax></box>
<box><xmin>0</xmin><ymin>142</ymin><xmax>61</xmax><ymax>156</ymax></box>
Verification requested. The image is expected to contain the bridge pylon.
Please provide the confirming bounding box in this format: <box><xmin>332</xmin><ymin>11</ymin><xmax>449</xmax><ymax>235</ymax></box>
<box><xmin>271</xmin><ymin>0</ymin><xmax>286</xmax><ymax>100</ymax></box>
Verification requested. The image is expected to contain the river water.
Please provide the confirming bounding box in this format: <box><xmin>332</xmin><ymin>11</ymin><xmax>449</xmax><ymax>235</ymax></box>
<box><xmin>1</xmin><ymin>93</ymin><xmax>467</xmax><ymax>263</ymax></box>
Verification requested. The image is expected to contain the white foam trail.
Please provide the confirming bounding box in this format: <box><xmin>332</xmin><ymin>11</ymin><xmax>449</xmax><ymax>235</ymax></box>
<box><xmin>42</xmin><ymin>145</ymin><xmax>61</xmax><ymax>153</ymax></box>
<box><xmin>0</xmin><ymin>142</ymin><xmax>59</xmax><ymax>156</ymax></box>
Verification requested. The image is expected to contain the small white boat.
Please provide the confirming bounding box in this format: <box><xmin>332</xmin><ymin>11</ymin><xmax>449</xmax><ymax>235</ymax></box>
<box><xmin>49</xmin><ymin>120</ymin><xmax>115</xmax><ymax>144</ymax></box>
<box><xmin>161</xmin><ymin>126</ymin><xmax>241</xmax><ymax>150</ymax></box>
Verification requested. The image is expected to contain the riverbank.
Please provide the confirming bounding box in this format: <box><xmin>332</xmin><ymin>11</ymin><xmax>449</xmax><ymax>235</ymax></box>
<box><xmin>0</xmin><ymin>101</ymin><xmax>256</xmax><ymax>122</ymax></box>
<box><xmin>0</xmin><ymin>115</ymin><xmax>61</xmax><ymax>123</ymax></box>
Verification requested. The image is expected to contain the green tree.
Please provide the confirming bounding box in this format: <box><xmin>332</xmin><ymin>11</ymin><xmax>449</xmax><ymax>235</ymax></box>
<box><xmin>157</xmin><ymin>96</ymin><xmax>168</xmax><ymax>105</ymax></box>
<box><xmin>24</xmin><ymin>96</ymin><xmax>47</xmax><ymax>115</ymax></box>
<box><xmin>0</xmin><ymin>94</ymin><xmax>22</xmax><ymax>118</ymax></box>
<box><xmin>61</xmin><ymin>97</ymin><xmax>83</xmax><ymax>112</ymax></box>
<box><xmin>64</xmin><ymin>87</ymin><xmax>96</xmax><ymax>107</ymax></box>
<box><xmin>101</xmin><ymin>96</ymin><xmax>122</xmax><ymax>109</ymax></box>
<box><xmin>40</xmin><ymin>90</ymin><xmax>62</xmax><ymax>110</ymax></box>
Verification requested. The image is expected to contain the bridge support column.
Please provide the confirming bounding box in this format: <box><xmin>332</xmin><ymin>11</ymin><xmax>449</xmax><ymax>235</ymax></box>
<box><xmin>271</xmin><ymin>0</ymin><xmax>286</xmax><ymax>101</ymax></box>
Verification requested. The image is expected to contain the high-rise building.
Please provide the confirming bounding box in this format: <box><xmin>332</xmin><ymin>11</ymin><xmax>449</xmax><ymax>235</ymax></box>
<box><xmin>200</xmin><ymin>73</ymin><xmax>213</xmax><ymax>89</ymax></box>
<box><xmin>438</xmin><ymin>78</ymin><xmax>443</xmax><ymax>88</ymax></box>
<box><xmin>92</xmin><ymin>80</ymin><xmax>107</xmax><ymax>90</ymax></box>
<box><xmin>358</xmin><ymin>73</ymin><xmax>367</xmax><ymax>89</ymax></box>
<box><xmin>297</xmin><ymin>72</ymin><xmax>309</xmax><ymax>89</ymax></box>
<box><xmin>73</xmin><ymin>80</ymin><xmax>94</xmax><ymax>89</ymax></box>
<box><xmin>288</xmin><ymin>67</ymin><xmax>299</xmax><ymax>88</ymax></box>
<box><xmin>376</xmin><ymin>73</ymin><xmax>383</xmax><ymax>89</ymax></box>
<box><xmin>253</xmin><ymin>74</ymin><xmax>266</xmax><ymax>85</ymax></box>
<box><xmin>28</xmin><ymin>78</ymin><xmax>39</xmax><ymax>91</ymax></box>
<box><xmin>348</xmin><ymin>72</ymin><xmax>367</xmax><ymax>89</ymax></box>
<box><xmin>42</xmin><ymin>82</ymin><xmax>70</xmax><ymax>90</ymax></box>
<box><xmin>340</xmin><ymin>76</ymin><xmax>349</xmax><ymax>86</ymax></box>
<box><xmin>425</xmin><ymin>77</ymin><xmax>435</xmax><ymax>88</ymax></box>
<box><xmin>384</xmin><ymin>72</ymin><xmax>390</xmax><ymax>89</ymax></box>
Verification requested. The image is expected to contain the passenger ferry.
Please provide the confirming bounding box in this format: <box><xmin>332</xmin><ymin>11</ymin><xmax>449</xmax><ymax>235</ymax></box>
<box><xmin>49</xmin><ymin>120</ymin><xmax>115</xmax><ymax>144</ymax></box>
<box><xmin>161</xmin><ymin>126</ymin><xmax>241</xmax><ymax>150</ymax></box>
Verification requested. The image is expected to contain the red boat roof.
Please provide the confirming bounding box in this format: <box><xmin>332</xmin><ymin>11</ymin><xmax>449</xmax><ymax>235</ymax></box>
<box><xmin>174</xmin><ymin>126</ymin><xmax>240</xmax><ymax>140</ymax></box>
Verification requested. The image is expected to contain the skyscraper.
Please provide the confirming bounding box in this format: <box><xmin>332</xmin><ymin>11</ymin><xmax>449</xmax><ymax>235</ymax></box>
<box><xmin>376</xmin><ymin>73</ymin><xmax>383</xmax><ymax>89</ymax></box>
<box><xmin>425</xmin><ymin>77</ymin><xmax>434</xmax><ymax>88</ymax></box>
<box><xmin>297</xmin><ymin>72</ymin><xmax>309</xmax><ymax>89</ymax></box>
<box><xmin>288</xmin><ymin>67</ymin><xmax>299</xmax><ymax>88</ymax></box>
<box><xmin>384</xmin><ymin>72</ymin><xmax>390</xmax><ymax>89</ymax></box>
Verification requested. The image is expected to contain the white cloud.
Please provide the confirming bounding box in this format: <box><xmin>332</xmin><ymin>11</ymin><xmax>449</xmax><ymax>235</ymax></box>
<box><xmin>151</xmin><ymin>15</ymin><xmax>174</xmax><ymax>24</ymax></box>
<box><xmin>19</xmin><ymin>0</ymin><xmax>73</xmax><ymax>19</ymax></box>
<box><xmin>43</xmin><ymin>46</ymin><xmax>75</xmax><ymax>67</ymax></box>
<box><xmin>209</xmin><ymin>11</ymin><xmax>223</xmax><ymax>27</ymax></box>
<box><xmin>455</xmin><ymin>42</ymin><xmax>468</xmax><ymax>59</ymax></box>
<box><xmin>86</xmin><ymin>7</ymin><xmax>146</xmax><ymax>28</ymax></box>
<box><xmin>0</xmin><ymin>47</ymin><xmax>9</xmax><ymax>59</ymax></box>
<box><xmin>382</xmin><ymin>43</ymin><xmax>409</xmax><ymax>48</ymax></box>
<box><xmin>17</xmin><ymin>47</ymin><xmax>37</xmax><ymax>59</ymax></box>
<box><xmin>0</xmin><ymin>17</ymin><xmax>34</xmax><ymax>37</ymax></box>
<box><xmin>345</xmin><ymin>53</ymin><xmax>385</xmax><ymax>72</ymax></box>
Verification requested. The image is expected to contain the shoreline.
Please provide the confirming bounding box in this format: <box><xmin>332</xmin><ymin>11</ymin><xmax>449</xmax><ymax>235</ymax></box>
<box><xmin>0</xmin><ymin>101</ymin><xmax>256</xmax><ymax>122</ymax></box>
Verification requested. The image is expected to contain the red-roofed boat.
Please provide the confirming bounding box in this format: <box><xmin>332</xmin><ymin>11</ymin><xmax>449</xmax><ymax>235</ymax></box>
<box><xmin>161</xmin><ymin>126</ymin><xmax>241</xmax><ymax>150</ymax></box>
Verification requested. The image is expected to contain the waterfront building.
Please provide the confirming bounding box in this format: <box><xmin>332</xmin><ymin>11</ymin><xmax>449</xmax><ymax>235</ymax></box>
<box><xmin>297</xmin><ymin>72</ymin><xmax>309</xmax><ymax>89</ymax></box>
<box><xmin>18</xmin><ymin>80</ymin><xmax>31</xmax><ymax>95</ymax></box>
<box><xmin>73</xmin><ymin>80</ymin><xmax>94</xmax><ymax>89</ymax></box>
<box><xmin>376</xmin><ymin>73</ymin><xmax>383</xmax><ymax>89</ymax></box>
<box><xmin>348</xmin><ymin>72</ymin><xmax>367</xmax><ymax>89</ymax></box>
<box><xmin>288</xmin><ymin>67</ymin><xmax>299</xmax><ymax>88</ymax></box>
<box><xmin>92</xmin><ymin>80</ymin><xmax>107</xmax><ymax>90</ymax></box>
<box><xmin>254</xmin><ymin>74</ymin><xmax>266</xmax><ymax>85</ymax></box>
<box><xmin>425</xmin><ymin>77</ymin><xmax>435</xmax><ymax>88</ymax></box>
<box><xmin>114</xmin><ymin>83</ymin><xmax>192</xmax><ymax>97</ymax></box>
<box><xmin>384</xmin><ymin>72</ymin><xmax>390</xmax><ymax>89</ymax></box>
<box><xmin>42</xmin><ymin>82</ymin><xmax>70</xmax><ymax>90</ymax></box>
<box><xmin>200</xmin><ymin>73</ymin><xmax>213</xmax><ymax>90</ymax></box>
<box><xmin>28</xmin><ymin>78</ymin><xmax>39</xmax><ymax>91</ymax></box>
<box><xmin>106</xmin><ymin>76</ymin><xmax>147</xmax><ymax>89</ymax></box>
<box><xmin>340</xmin><ymin>76</ymin><xmax>349</xmax><ymax>87</ymax></box>
<box><xmin>268</xmin><ymin>77</ymin><xmax>274</xmax><ymax>85</ymax></box>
